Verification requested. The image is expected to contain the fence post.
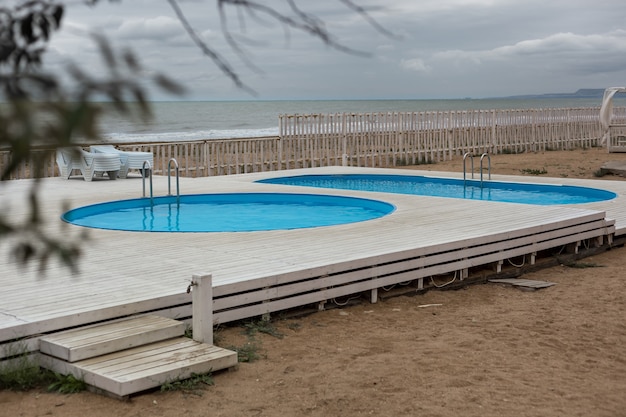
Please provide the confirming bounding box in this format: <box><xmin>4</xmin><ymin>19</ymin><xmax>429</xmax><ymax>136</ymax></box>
<box><xmin>491</xmin><ymin>109</ymin><xmax>497</xmax><ymax>151</ymax></box>
<box><xmin>342</xmin><ymin>113</ymin><xmax>347</xmax><ymax>164</ymax></box>
<box><xmin>278</xmin><ymin>135</ymin><xmax>283</xmax><ymax>170</ymax></box>
<box><xmin>191</xmin><ymin>273</ymin><xmax>213</xmax><ymax>345</ymax></box>
<box><xmin>203</xmin><ymin>141</ymin><xmax>209</xmax><ymax>177</ymax></box>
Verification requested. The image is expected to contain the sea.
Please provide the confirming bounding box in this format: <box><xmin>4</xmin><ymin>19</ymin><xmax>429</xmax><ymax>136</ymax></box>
<box><xmin>98</xmin><ymin>97</ymin><xmax>626</xmax><ymax>144</ymax></box>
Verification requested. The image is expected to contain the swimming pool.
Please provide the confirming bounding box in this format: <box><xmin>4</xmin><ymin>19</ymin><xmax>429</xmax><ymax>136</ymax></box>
<box><xmin>257</xmin><ymin>174</ymin><xmax>616</xmax><ymax>205</ymax></box>
<box><xmin>62</xmin><ymin>193</ymin><xmax>395</xmax><ymax>232</ymax></box>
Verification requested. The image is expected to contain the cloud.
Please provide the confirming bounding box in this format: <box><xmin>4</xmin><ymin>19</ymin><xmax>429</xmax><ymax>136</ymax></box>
<box><xmin>428</xmin><ymin>30</ymin><xmax>626</xmax><ymax>72</ymax></box>
<box><xmin>116</xmin><ymin>16</ymin><xmax>184</xmax><ymax>41</ymax></box>
<box><xmin>400</xmin><ymin>58</ymin><xmax>431</xmax><ymax>73</ymax></box>
<box><xmin>492</xmin><ymin>30</ymin><xmax>626</xmax><ymax>57</ymax></box>
<box><xmin>42</xmin><ymin>0</ymin><xmax>626</xmax><ymax>99</ymax></box>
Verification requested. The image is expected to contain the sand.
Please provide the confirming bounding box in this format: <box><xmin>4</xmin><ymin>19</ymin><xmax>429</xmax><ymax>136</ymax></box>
<box><xmin>2</xmin><ymin>147</ymin><xmax>626</xmax><ymax>417</ymax></box>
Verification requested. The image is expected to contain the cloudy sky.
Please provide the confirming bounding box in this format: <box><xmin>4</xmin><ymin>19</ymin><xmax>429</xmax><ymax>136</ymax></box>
<box><xmin>47</xmin><ymin>0</ymin><xmax>626</xmax><ymax>101</ymax></box>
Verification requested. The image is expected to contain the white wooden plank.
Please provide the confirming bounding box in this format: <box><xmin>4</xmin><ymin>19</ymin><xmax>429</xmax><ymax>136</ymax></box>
<box><xmin>1</xmin><ymin>167</ymin><xmax>624</xmax><ymax>349</ymax></box>
<box><xmin>39</xmin><ymin>315</ymin><xmax>185</xmax><ymax>362</ymax></box>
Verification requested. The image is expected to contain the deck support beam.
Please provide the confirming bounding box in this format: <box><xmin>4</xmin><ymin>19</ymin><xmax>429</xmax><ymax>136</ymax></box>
<box><xmin>460</xmin><ymin>268</ymin><xmax>469</xmax><ymax>280</ymax></box>
<box><xmin>370</xmin><ymin>287</ymin><xmax>378</xmax><ymax>304</ymax></box>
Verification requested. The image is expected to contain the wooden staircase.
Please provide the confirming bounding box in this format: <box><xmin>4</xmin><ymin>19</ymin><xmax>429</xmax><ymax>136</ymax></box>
<box><xmin>38</xmin><ymin>315</ymin><xmax>238</xmax><ymax>398</ymax></box>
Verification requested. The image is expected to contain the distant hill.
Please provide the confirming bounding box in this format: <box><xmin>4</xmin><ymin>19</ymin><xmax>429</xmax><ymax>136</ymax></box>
<box><xmin>504</xmin><ymin>89</ymin><xmax>606</xmax><ymax>99</ymax></box>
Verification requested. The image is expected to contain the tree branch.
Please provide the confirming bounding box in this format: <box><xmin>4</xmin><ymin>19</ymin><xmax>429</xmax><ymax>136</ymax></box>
<box><xmin>168</xmin><ymin>0</ymin><xmax>257</xmax><ymax>95</ymax></box>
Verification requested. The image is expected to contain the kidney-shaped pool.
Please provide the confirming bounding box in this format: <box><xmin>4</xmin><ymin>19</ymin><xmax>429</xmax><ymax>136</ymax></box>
<box><xmin>257</xmin><ymin>174</ymin><xmax>616</xmax><ymax>205</ymax></box>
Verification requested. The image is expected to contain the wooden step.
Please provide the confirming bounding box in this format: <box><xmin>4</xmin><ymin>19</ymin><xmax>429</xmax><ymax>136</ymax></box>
<box><xmin>39</xmin><ymin>315</ymin><xmax>186</xmax><ymax>362</ymax></box>
<box><xmin>39</xmin><ymin>337</ymin><xmax>238</xmax><ymax>397</ymax></box>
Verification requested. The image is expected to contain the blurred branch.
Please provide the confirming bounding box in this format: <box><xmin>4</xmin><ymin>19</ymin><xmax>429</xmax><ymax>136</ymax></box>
<box><xmin>0</xmin><ymin>1</ymin><xmax>183</xmax><ymax>271</ymax></box>
<box><xmin>169</xmin><ymin>0</ymin><xmax>394</xmax><ymax>91</ymax></box>
<box><xmin>0</xmin><ymin>0</ymin><xmax>392</xmax><ymax>271</ymax></box>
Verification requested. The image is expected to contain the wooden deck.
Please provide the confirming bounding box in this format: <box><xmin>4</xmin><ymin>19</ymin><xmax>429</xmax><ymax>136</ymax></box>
<box><xmin>2</xmin><ymin>166</ymin><xmax>625</xmax><ymax>349</ymax></box>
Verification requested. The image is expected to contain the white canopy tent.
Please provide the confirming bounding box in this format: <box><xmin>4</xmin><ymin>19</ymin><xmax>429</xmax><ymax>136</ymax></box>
<box><xmin>600</xmin><ymin>87</ymin><xmax>626</xmax><ymax>152</ymax></box>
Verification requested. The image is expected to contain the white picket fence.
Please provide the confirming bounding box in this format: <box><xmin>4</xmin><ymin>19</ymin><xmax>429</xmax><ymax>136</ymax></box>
<box><xmin>2</xmin><ymin>107</ymin><xmax>624</xmax><ymax>180</ymax></box>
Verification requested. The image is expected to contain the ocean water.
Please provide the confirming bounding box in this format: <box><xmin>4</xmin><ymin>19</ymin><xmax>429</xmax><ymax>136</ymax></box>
<box><xmin>98</xmin><ymin>97</ymin><xmax>626</xmax><ymax>144</ymax></box>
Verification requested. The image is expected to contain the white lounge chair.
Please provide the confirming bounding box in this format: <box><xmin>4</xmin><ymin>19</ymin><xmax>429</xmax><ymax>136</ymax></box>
<box><xmin>90</xmin><ymin>145</ymin><xmax>154</xmax><ymax>178</ymax></box>
<box><xmin>56</xmin><ymin>147</ymin><xmax>121</xmax><ymax>181</ymax></box>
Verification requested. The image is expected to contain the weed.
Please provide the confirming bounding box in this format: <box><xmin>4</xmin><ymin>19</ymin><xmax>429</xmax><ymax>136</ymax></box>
<box><xmin>286</xmin><ymin>322</ymin><xmax>302</xmax><ymax>331</ymax></box>
<box><xmin>229</xmin><ymin>341</ymin><xmax>263</xmax><ymax>363</ymax></box>
<box><xmin>212</xmin><ymin>324</ymin><xmax>224</xmax><ymax>345</ymax></box>
<box><xmin>243</xmin><ymin>319</ymin><xmax>284</xmax><ymax>339</ymax></box>
<box><xmin>183</xmin><ymin>323</ymin><xmax>225</xmax><ymax>345</ymax></box>
<box><xmin>0</xmin><ymin>345</ymin><xmax>55</xmax><ymax>391</ymax></box>
<box><xmin>160</xmin><ymin>372</ymin><xmax>214</xmax><ymax>396</ymax></box>
<box><xmin>500</xmin><ymin>148</ymin><xmax>519</xmax><ymax>155</ymax></box>
<box><xmin>47</xmin><ymin>372</ymin><xmax>87</xmax><ymax>394</ymax></box>
<box><xmin>593</xmin><ymin>169</ymin><xmax>606</xmax><ymax>177</ymax></box>
<box><xmin>213</xmin><ymin>318</ymin><xmax>285</xmax><ymax>365</ymax></box>
<box><xmin>219</xmin><ymin>318</ymin><xmax>283</xmax><ymax>363</ymax></box>
<box><xmin>520</xmin><ymin>168</ymin><xmax>547</xmax><ymax>175</ymax></box>
<box><xmin>184</xmin><ymin>324</ymin><xmax>193</xmax><ymax>339</ymax></box>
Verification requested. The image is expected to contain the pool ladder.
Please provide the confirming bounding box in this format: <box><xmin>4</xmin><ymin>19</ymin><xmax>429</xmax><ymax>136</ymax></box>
<box><xmin>463</xmin><ymin>152</ymin><xmax>491</xmax><ymax>186</ymax></box>
<box><xmin>142</xmin><ymin>158</ymin><xmax>180</xmax><ymax>203</ymax></box>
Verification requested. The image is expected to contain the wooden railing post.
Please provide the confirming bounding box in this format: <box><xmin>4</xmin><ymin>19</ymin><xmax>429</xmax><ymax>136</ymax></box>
<box><xmin>191</xmin><ymin>273</ymin><xmax>213</xmax><ymax>345</ymax></box>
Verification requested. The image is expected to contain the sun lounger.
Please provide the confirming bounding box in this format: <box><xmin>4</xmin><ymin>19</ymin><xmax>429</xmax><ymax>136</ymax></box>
<box><xmin>56</xmin><ymin>147</ymin><xmax>121</xmax><ymax>181</ymax></box>
<box><xmin>90</xmin><ymin>145</ymin><xmax>154</xmax><ymax>178</ymax></box>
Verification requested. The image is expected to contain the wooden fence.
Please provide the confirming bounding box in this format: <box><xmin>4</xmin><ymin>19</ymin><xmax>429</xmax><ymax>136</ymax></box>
<box><xmin>2</xmin><ymin>107</ymin><xmax>623</xmax><ymax>180</ymax></box>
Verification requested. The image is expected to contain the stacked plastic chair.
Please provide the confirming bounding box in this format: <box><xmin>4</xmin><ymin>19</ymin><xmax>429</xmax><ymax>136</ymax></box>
<box><xmin>56</xmin><ymin>147</ymin><xmax>121</xmax><ymax>181</ymax></box>
<box><xmin>90</xmin><ymin>145</ymin><xmax>154</xmax><ymax>178</ymax></box>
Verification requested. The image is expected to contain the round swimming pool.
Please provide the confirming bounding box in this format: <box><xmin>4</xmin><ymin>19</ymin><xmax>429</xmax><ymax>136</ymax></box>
<box><xmin>257</xmin><ymin>174</ymin><xmax>616</xmax><ymax>205</ymax></box>
<box><xmin>62</xmin><ymin>193</ymin><xmax>395</xmax><ymax>232</ymax></box>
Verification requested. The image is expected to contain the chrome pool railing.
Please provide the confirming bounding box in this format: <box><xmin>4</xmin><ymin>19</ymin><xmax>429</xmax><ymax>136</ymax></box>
<box><xmin>167</xmin><ymin>158</ymin><xmax>180</xmax><ymax>201</ymax></box>
<box><xmin>142</xmin><ymin>158</ymin><xmax>180</xmax><ymax>204</ymax></box>
<box><xmin>463</xmin><ymin>152</ymin><xmax>474</xmax><ymax>184</ymax></box>
<box><xmin>480</xmin><ymin>153</ymin><xmax>491</xmax><ymax>185</ymax></box>
<box><xmin>142</xmin><ymin>160</ymin><xmax>153</xmax><ymax>201</ymax></box>
<box><xmin>465</xmin><ymin>152</ymin><xmax>492</xmax><ymax>187</ymax></box>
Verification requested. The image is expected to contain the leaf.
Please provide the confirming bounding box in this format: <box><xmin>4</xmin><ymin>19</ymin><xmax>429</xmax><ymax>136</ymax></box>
<box><xmin>20</xmin><ymin>14</ymin><xmax>35</xmax><ymax>43</ymax></box>
<box><xmin>93</xmin><ymin>33</ymin><xmax>116</xmax><ymax>69</ymax></box>
<box><xmin>122</xmin><ymin>49</ymin><xmax>141</xmax><ymax>72</ymax></box>
<box><xmin>13</xmin><ymin>243</ymin><xmax>35</xmax><ymax>265</ymax></box>
<box><xmin>51</xmin><ymin>5</ymin><xmax>64</xmax><ymax>28</ymax></box>
<box><xmin>153</xmin><ymin>74</ymin><xmax>186</xmax><ymax>95</ymax></box>
<box><xmin>39</xmin><ymin>13</ymin><xmax>50</xmax><ymax>41</ymax></box>
<box><xmin>13</xmin><ymin>49</ymin><xmax>25</xmax><ymax>69</ymax></box>
<box><xmin>0</xmin><ymin>42</ymin><xmax>17</xmax><ymax>62</ymax></box>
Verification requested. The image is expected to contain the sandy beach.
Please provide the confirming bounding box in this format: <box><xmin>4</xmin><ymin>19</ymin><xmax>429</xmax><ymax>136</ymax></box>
<box><xmin>2</xmin><ymin>147</ymin><xmax>626</xmax><ymax>417</ymax></box>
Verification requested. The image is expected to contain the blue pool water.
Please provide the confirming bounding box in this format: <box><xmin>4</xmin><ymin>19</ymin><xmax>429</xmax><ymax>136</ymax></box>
<box><xmin>62</xmin><ymin>193</ymin><xmax>395</xmax><ymax>232</ymax></box>
<box><xmin>257</xmin><ymin>174</ymin><xmax>616</xmax><ymax>205</ymax></box>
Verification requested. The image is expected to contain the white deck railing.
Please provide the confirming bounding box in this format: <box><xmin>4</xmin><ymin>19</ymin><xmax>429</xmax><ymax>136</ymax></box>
<box><xmin>2</xmin><ymin>106</ymin><xmax>624</xmax><ymax>180</ymax></box>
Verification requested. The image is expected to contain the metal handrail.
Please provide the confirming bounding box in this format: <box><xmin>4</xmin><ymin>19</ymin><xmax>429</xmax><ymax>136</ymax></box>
<box><xmin>167</xmin><ymin>158</ymin><xmax>180</xmax><ymax>200</ymax></box>
<box><xmin>480</xmin><ymin>153</ymin><xmax>491</xmax><ymax>186</ymax></box>
<box><xmin>462</xmin><ymin>152</ymin><xmax>474</xmax><ymax>184</ymax></box>
<box><xmin>142</xmin><ymin>160</ymin><xmax>153</xmax><ymax>202</ymax></box>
